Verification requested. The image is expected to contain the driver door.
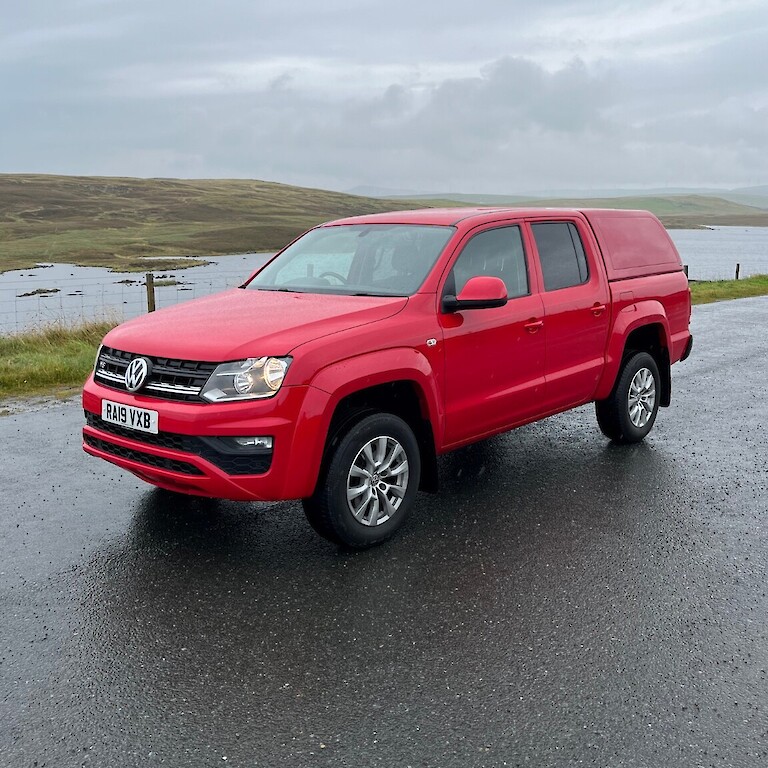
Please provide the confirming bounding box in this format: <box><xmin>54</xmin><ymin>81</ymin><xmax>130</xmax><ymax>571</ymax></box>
<box><xmin>439</xmin><ymin>224</ymin><xmax>546</xmax><ymax>448</ymax></box>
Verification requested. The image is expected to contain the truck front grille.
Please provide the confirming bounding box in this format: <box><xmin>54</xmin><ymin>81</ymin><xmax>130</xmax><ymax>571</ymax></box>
<box><xmin>94</xmin><ymin>346</ymin><xmax>217</xmax><ymax>402</ymax></box>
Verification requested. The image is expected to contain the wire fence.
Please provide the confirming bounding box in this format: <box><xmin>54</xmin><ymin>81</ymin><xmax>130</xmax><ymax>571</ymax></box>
<box><xmin>683</xmin><ymin>261</ymin><xmax>768</xmax><ymax>281</ymax></box>
<box><xmin>0</xmin><ymin>269</ymin><xmax>251</xmax><ymax>335</ymax></box>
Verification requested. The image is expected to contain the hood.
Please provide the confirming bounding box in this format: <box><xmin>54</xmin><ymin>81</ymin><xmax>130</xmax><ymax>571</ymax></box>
<box><xmin>104</xmin><ymin>288</ymin><xmax>408</xmax><ymax>361</ymax></box>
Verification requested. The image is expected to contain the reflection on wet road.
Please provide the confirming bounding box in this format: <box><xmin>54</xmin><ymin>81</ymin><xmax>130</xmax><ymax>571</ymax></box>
<box><xmin>2</xmin><ymin>298</ymin><xmax>767</xmax><ymax>767</ymax></box>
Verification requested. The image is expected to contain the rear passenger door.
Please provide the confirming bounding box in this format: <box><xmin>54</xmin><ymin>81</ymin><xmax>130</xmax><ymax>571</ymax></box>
<box><xmin>527</xmin><ymin>219</ymin><xmax>610</xmax><ymax>411</ymax></box>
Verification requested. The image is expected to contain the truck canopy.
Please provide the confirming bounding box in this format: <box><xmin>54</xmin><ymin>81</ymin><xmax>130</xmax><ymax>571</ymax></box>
<box><xmin>582</xmin><ymin>209</ymin><xmax>683</xmax><ymax>281</ymax></box>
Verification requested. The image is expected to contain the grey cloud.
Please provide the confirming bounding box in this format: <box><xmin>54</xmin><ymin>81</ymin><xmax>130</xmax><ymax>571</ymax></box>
<box><xmin>1</xmin><ymin>0</ymin><xmax>767</xmax><ymax>191</ymax></box>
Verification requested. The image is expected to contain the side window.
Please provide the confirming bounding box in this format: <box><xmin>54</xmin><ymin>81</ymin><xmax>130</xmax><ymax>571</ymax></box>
<box><xmin>449</xmin><ymin>226</ymin><xmax>529</xmax><ymax>299</ymax></box>
<box><xmin>531</xmin><ymin>222</ymin><xmax>590</xmax><ymax>291</ymax></box>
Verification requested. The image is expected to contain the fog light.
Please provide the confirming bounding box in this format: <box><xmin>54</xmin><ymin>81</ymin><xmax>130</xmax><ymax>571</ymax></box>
<box><xmin>233</xmin><ymin>436</ymin><xmax>273</xmax><ymax>450</ymax></box>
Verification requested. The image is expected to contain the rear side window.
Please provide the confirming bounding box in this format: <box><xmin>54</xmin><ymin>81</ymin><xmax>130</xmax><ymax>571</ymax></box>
<box><xmin>531</xmin><ymin>222</ymin><xmax>589</xmax><ymax>291</ymax></box>
<box><xmin>450</xmin><ymin>225</ymin><xmax>529</xmax><ymax>298</ymax></box>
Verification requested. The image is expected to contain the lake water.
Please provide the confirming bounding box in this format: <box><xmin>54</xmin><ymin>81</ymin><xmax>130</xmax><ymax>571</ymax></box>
<box><xmin>0</xmin><ymin>253</ymin><xmax>273</xmax><ymax>335</ymax></box>
<box><xmin>1</xmin><ymin>226</ymin><xmax>766</xmax><ymax>334</ymax></box>
<box><xmin>668</xmin><ymin>226</ymin><xmax>768</xmax><ymax>281</ymax></box>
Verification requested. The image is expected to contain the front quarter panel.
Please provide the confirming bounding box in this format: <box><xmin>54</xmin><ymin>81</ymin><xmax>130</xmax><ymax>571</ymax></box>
<box><xmin>274</xmin><ymin>347</ymin><xmax>443</xmax><ymax>498</ymax></box>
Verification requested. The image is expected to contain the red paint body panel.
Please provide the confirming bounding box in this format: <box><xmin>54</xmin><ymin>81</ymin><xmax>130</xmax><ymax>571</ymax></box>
<box><xmin>83</xmin><ymin>206</ymin><xmax>692</xmax><ymax>502</ymax></box>
<box><xmin>583</xmin><ymin>209</ymin><xmax>683</xmax><ymax>280</ymax></box>
<box><xmin>440</xmin><ymin>293</ymin><xmax>546</xmax><ymax>446</ymax></box>
<box><xmin>83</xmin><ymin>378</ymin><xmax>328</xmax><ymax>500</ymax></box>
<box><xmin>105</xmin><ymin>288</ymin><xmax>408</xmax><ymax>361</ymax></box>
<box><xmin>524</xmin><ymin>216</ymin><xmax>612</xmax><ymax>411</ymax></box>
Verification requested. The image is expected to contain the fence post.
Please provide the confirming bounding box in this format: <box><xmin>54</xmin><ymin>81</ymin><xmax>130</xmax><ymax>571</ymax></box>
<box><xmin>735</xmin><ymin>263</ymin><xmax>740</xmax><ymax>280</ymax></box>
<box><xmin>145</xmin><ymin>272</ymin><xmax>156</xmax><ymax>312</ymax></box>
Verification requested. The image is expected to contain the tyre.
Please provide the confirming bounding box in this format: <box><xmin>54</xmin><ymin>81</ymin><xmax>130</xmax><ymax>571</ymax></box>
<box><xmin>595</xmin><ymin>352</ymin><xmax>660</xmax><ymax>444</ymax></box>
<box><xmin>302</xmin><ymin>412</ymin><xmax>421</xmax><ymax>548</ymax></box>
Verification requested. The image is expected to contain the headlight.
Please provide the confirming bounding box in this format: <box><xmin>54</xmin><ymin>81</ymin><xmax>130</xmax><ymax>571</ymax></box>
<box><xmin>200</xmin><ymin>357</ymin><xmax>291</xmax><ymax>402</ymax></box>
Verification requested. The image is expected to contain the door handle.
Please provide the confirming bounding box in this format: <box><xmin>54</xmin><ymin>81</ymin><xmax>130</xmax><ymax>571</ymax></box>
<box><xmin>524</xmin><ymin>318</ymin><xmax>544</xmax><ymax>333</ymax></box>
<box><xmin>591</xmin><ymin>303</ymin><xmax>607</xmax><ymax>317</ymax></box>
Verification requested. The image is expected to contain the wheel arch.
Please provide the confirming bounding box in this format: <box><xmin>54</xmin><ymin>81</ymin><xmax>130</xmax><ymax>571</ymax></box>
<box><xmin>295</xmin><ymin>349</ymin><xmax>442</xmax><ymax>497</ymax></box>
<box><xmin>622</xmin><ymin>324</ymin><xmax>671</xmax><ymax>406</ymax></box>
<box><xmin>596</xmin><ymin>303</ymin><xmax>672</xmax><ymax>405</ymax></box>
<box><xmin>320</xmin><ymin>380</ymin><xmax>439</xmax><ymax>494</ymax></box>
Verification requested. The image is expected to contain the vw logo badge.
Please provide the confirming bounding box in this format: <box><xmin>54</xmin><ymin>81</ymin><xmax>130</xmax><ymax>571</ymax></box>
<box><xmin>125</xmin><ymin>357</ymin><xmax>150</xmax><ymax>392</ymax></box>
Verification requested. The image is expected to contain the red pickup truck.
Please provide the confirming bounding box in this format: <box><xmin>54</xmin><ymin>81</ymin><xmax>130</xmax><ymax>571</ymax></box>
<box><xmin>83</xmin><ymin>207</ymin><xmax>692</xmax><ymax>547</ymax></box>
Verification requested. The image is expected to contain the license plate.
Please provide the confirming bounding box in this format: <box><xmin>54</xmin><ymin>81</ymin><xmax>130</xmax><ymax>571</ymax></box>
<box><xmin>101</xmin><ymin>399</ymin><xmax>159</xmax><ymax>434</ymax></box>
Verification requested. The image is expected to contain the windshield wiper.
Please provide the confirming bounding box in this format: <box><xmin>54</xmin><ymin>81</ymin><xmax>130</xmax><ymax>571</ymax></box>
<box><xmin>256</xmin><ymin>287</ymin><xmax>306</xmax><ymax>293</ymax></box>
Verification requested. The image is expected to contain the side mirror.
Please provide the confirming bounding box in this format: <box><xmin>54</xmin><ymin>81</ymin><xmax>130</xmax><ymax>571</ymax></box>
<box><xmin>442</xmin><ymin>275</ymin><xmax>508</xmax><ymax>313</ymax></box>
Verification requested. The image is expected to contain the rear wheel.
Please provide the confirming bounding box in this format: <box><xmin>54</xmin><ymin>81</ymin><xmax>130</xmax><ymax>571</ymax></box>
<box><xmin>303</xmin><ymin>413</ymin><xmax>421</xmax><ymax>548</ymax></box>
<box><xmin>596</xmin><ymin>352</ymin><xmax>660</xmax><ymax>443</ymax></box>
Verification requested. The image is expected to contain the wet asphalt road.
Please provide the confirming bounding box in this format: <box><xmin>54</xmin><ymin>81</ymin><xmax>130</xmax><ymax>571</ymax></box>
<box><xmin>2</xmin><ymin>297</ymin><xmax>767</xmax><ymax>768</ymax></box>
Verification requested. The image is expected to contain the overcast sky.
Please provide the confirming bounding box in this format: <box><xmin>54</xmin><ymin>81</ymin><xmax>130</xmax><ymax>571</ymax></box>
<box><xmin>2</xmin><ymin>0</ymin><xmax>767</xmax><ymax>193</ymax></box>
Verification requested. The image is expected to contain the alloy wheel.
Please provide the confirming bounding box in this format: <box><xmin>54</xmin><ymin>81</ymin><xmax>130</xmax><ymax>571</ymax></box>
<box><xmin>628</xmin><ymin>367</ymin><xmax>657</xmax><ymax>428</ymax></box>
<box><xmin>346</xmin><ymin>436</ymin><xmax>409</xmax><ymax>526</ymax></box>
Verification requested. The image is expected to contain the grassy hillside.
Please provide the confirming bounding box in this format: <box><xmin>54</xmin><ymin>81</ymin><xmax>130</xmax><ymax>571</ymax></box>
<box><xmin>0</xmin><ymin>174</ymin><xmax>419</xmax><ymax>273</ymax></box>
<box><xmin>519</xmin><ymin>194</ymin><xmax>759</xmax><ymax>215</ymax></box>
<box><xmin>714</xmin><ymin>193</ymin><xmax>768</xmax><ymax>210</ymax></box>
<box><xmin>518</xmin><ymin>194</ymin><xmax>768</xmax><ymax>229</ymax></box>
<box><xmin>394</xmin><ymin>192</ymin><xmax>534</xmax><ymax>205</ymax></box>
<box><xmin>399</xmin><ymin>192</ymin><xmax>768</xmax><ymax>223</ymax></box>
<box><xmin>2</xmin><ymin>174</ymin><xmax>767</xmax><ymax>274</ymax></box>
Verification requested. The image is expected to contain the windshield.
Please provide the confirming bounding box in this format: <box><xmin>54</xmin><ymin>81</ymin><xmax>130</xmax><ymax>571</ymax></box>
<box><xmin>246</xmin><ymin>224</ymin><xmax>455</xmax><ymax>296</ymax></box>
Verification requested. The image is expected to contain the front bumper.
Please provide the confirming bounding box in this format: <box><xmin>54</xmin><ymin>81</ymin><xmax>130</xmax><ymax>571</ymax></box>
<box><xmin>82</xmin><ymin>376</ymin><xmax>321</xmax><ymax>501</ymax></box>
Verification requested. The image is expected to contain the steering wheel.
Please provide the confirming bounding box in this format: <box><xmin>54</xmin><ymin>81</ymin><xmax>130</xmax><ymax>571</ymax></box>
<box><xmin>319</xmin><ymin>271</ymin><xmax>348</xmax><ymax>284</ymax></box>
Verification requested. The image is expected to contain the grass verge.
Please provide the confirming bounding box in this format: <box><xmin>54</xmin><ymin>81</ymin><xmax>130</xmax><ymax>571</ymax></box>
<box><xmin>690</xmin><ymin>274</ymin><xmax>768</xmax><ymax>304</ymax></box>
<box><xmin>0</xmin><ymin>320</ymin><xmax>115</xmax><ymax>400</ymax></box>
<box><xmin>1</xmin><ymin>276</ymin><xmax>767</xmax><ymax>402</ymax></box>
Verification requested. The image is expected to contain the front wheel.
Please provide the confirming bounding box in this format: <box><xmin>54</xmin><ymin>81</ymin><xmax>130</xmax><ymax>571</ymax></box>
<box><xmin>303</xmin><ymin>413</ymin><xmax>421</xmax><ymax>548</ymax></box>
<box><xmin>596</xmin><ymin>352</ymin><xmax>660</xmax><ymax>443</ymax></box>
